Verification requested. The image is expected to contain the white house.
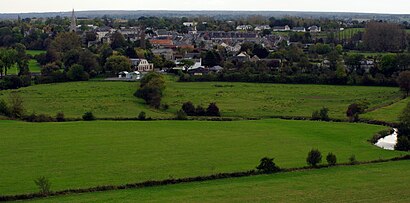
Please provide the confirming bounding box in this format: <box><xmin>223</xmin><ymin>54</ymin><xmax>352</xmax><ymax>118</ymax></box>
<box><xmin>118</xmin><ymin>71</ymin><xmax>141</xmax><ymax>80</ymax></box>
<box><xmin>236</xmin><ymin>25</ymin><xmax>253</xmax><ymax>31</ymax></box>
<box><xmin>130</xmin><ymin>59</ymin><xmax>154</xmax><ymax>72</ymax></box>
<box><xmin>183</xmin><ymin>22</ymin><xmax>198</xmax><ymax>27</ymax></box>
<box><xmin>254</xmin><ymin>25</ymin><xmax>271</xmax><ymax>31</ymax></box>
<box><xmin>308</xmin><ymin>26</ymin><xmax>321</xmax><ymax>33</ymax></box>
<box><xmin>273</xmin><ymin>25</ymin><xmax>291</xmax><ymax>32</ymax></box>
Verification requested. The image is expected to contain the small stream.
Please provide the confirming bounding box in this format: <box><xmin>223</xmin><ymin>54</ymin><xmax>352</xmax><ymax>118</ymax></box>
<box><xmin>375</xmin><ymin>128</ymin><xmax>398</xmax><ymax>150</ymax></box>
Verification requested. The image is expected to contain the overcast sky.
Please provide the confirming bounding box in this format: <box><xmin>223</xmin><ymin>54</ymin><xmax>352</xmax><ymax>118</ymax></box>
<box><xmin>0</xmin><ymin>0</ymin><xmax>409</xmax><ymax>14</ymax></box>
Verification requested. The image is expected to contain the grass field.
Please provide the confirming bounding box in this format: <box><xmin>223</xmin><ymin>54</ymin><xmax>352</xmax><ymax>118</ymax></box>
<box><xmin>33</xmin><ymin>160</ymin><xmax>410</xmax><ymax>202</ymax></box>
<box><xmin>0</xmin><ymin>80</ymin><xmax>401</xmax><ymax>119</ymax></box>
<box><xmin>0</xmin><ymin>119</ymin><xmax>405</xmax><ymax>195</ymax></box>
<box><xmin>363</xmin><ymin>98</ymin><xmax>409</xmax><ymax>122</ymax></box>
<box><xmin>8</xmin><ymin>59</ymin><xmax>42</xmax><ymax>74</ymax></box>
<box><xmin>346</xmin><ymin>51</ymin><xmax>396</xmax><ymax>57</ymax></box>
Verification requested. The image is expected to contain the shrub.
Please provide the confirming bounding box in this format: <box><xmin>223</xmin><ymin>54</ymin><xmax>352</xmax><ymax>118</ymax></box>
<box><xmin>8</xmin><ymin>93</ymin><xmax>25</xmax><ymax>119</ymax></box>
<box><xmin>349</xmin><ymin>155</ymin><xmax>358</xmax><ymax>165</ymax></box>
<box><xmin>206</xmin><ymin>102</ymin><xmax>221</xmax><ymax>117</ymax></box>
<box><xmin>346</xmin><ymin>101</ymin><xmax>369</xmax><ymax>122</ymax></box>
<box><xmin>182</xmin><ymin>101</ymin><xmax>196</xmax><ymax>116</ymax></box>
<box><xmin>319</xmin><ymin>107</ymin><xmax>330</xmax><ymax>121</ymax></box>
<box><xmin>66</xmin><ymin>64</ymin><xmax>89</xmax><ymax>81</ymax></box>
<box><xmin>135</xmin><ymin>73</ymin><xmax>166</xmax><ymax>109</ymax></box>
<box><xmin>0</xmin><ymin>99</ymin><xmax>10</xmax><ymax>117</ymax></box>
<box><xmin>395</xmin><ymin>136</ymin><xmax>410</xmax><ymax>151</ymax></box>
<box><xmin>34</xmin><ymin>176</ymin><xmax>51</xmax><ymax>195</ymax></box>
<box><xmin>56</xmin><ymin>112</ymin><xmax>65</xmax><ymax>122</ymax></box>
<box><xmin>196</xmin><ymin>105</ymin><xmax>206</xmax><ymax>116</ymax></box>
<box><xmin>311</xmin><ymin>110</ymin><xmax>320</xmax><ymax>120</ymax></box>
<box><xmin>82</xmin><ymin>112</ymin><xmax>95</xmax><ymax>121</ymax></box>
<box><xmin>175</xmin><ymin>109</ymin><xmax>187</xmax><ymax>120</ymax></box>
<box><xmin>256</xmin><ymin>157</ymin><xmax>281</xmax><ymax>173</ymax></box>
<box><xmin>138</xmin><ymin>111</ymin><xmax>146</xmax><ymax>120</ymax></box>
<box><xmin>306</xmin><ymin>149</ymin><xmax>322</xmax><ymax>167</ymax></box>
<box><xmin>326</xmin><ymin>152</ymin><xmax>337</xmax><ymax>166</ymax></box>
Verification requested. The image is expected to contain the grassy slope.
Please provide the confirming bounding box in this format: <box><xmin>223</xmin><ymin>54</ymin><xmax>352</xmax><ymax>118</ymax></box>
<box><xmin>0</xmin><ymin>80</ymin><xmax>400</xmax><ymax>119</ymax></box>
<box><xmin>33</xmin><ymin>161</ymin><xmax>410</xmax><ymax>203</ymax></box>
<box><xmin>0</xmin><ymin>119</ymin><xmax>405</xmax><ymax>195</ymax></box>
<box><xmin>363</xmin><ymin>98</ymin><xmax>409</xmax><ymax>122</ymax></box>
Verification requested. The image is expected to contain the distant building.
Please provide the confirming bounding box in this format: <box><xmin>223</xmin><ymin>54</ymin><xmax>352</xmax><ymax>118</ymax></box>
<box><xmin>130</xmin><ymin>59</ymin><xmax>154</xmax><ymax>72</ymax></box>
<box><xmin>118</xmin><ymin>71</ymin><xmax>141</xmax><ymax>80</ymax></box>
<box><xmin>236</xmin><ymin>25</ymin><xmax>253</xmax><ymax>31</ymax></box>
<box><xmin>273</xmin><ymin>25</ymin><xmax>291</xmax><ymax>32</ymax></box>
<box><xmin>183</xmin><ymin>22</ymin><xmax>198</xmax><ymax>27</ymax></box>
<box><xmin>292</xmin><ymin>27</ymin><xmax>306</xmax><ymax>32</ymax></box>
<box><xmin>69</xmin><ymin>9</ymin><xmax>77</xmax><ymax>32</ymax></box>
<box><xmin>254</xmin><ymin>25</ymin><xmax>271</xmax><ymax>31</ymax></box>
<box><xmin>308</xmin><ymin>26</ymin><xmax>321</xmax><ymax>33</ymax></box>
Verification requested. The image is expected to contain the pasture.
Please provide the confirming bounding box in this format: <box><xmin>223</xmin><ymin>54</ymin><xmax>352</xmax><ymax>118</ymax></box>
<box><xmin>0</xmin><ymin>119</ymin><xmax>403</xmax><ymax>195</ymax></box>
<box><xmin>0</xmin><ymin>80</ymin><xmax>401</xmax><ymax>120</ymax></box>
<box><xmin>363</xmin><ymin>98</ymin><xmax>409</xmax><ymax>122</ymax></box>
<box><xmin>33</xmin><ymin>160</ymin><xmax>410</xmax><ymax>202</ymax></box>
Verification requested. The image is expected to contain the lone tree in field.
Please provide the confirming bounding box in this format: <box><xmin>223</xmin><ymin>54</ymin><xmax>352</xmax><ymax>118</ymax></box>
<box><xmin>397</xmin><ymin>71</ymin><xmax>410</xmax><ymax>97</ymax></box>
<box><xmin>135</xmin><ymin>73</ymin><xmax>166</xmax><ymax>109</ymax></box>
<box><xmin>326</xmin><ymin>152</ymin><xmax>337</xmax><ymax>166</ymax></box>
<box><xmin>307</xmin><ymin>149</ymin><xmax>322</xmax><ymax>167</ymax></box>
<box><xmin>346</xmin><ymin>101</ymin><xmax>369</xmax><ymax>122</ymax></box>
<box><xmin>396</xmin><ymin>102</ymin><xmax>410</xmax><ymax>151</ymax></box>
<box><xmin>256</xmin><ymin>157</ymin><xmax>281</xmax><ymax>173</ymax></box>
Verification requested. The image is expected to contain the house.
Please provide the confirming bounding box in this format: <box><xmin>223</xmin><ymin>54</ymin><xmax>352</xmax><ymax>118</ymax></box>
<box><xmin>273</xmin><ymin>25</ymin><xmax>291</xmax><ymax>32</ymax></box>
<box><xmin>118</xmin><ymin>71</ymin><xmax>141</xmax><ymax>80</ymax></box>
<box><xmin>209</xmin><ymin>65</ymin><xmax>223</xmax><ymax>73</ymax></box>
<box><xmin>236</xmin><ymin>25</ymin><xmax>253</xmax><ymax>31</ymax></box>
<box><xmin>308</xmin><ymin>26</ymin><xmax>321</xmax><ymax>33</ymax></box>
<box><xmin>149</xmin><ymin>39</ymin><xmax>174</xmax><ymax>48</ymax></box>
<box><xmin>254</xmin><ymin>25</ymin><xmax>271</xmax><ymax>31</ymax></box>
<box><xmin>152</xmin><ymin>49</ymin><xmax>174</xmax><ymax>60</ymax></box>
<box><xmin>250</xmin><ymin>55</ymin><xmax>260</xmax><ymax>62</ymax></box>
<box><xmin>188</xmin><ymin>67</ymin><xmax>209</xmax><ymax>76</ymax></box>
<box><xmin>183</xmin><ymin>22</ymin><xmax>198</xmax><ymax>27</ymax></box>
<box><xmin>232</xmin><ymin>52</ymin><xmax>251</xmax><ymax>63</ymax></box>
<box><xmin>130</xmin><ymin>59</ymin><xmax>154</xmax><ymax>72</ymax></box>
<box><xmin>292</xmin><ymin>27</ymin><xmax>306</xmax><ymax>32</ymax></box>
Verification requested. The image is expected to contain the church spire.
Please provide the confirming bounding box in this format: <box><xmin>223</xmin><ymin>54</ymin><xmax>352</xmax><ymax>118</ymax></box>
<box><xmin>69</xmin><ymin>9</ymin><xmax>77</xmax><ymax>32</ymax></box>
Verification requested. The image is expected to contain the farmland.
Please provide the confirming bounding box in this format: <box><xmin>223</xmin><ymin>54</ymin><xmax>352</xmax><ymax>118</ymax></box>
<box><xmin>362</xmin><ymin>98</ymin><xmax>410</xmax><ymax>122</ymax></box>
<box><xmin>0</xmin><ymin>119</ymin><xmax>403</xmax><ymax>195</ymax></box>
<box><xmin>33</xmin><ymin>160</ymin><xmax>410</xmax><ymax>202</ymax></box>
<box><xmin>0</xmin><ymin>80</ymin><xmax>401</xmax><ymax>120</ymax></box>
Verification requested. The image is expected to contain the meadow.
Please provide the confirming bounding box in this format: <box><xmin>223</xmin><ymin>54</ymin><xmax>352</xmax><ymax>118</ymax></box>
<box><xmin>0</xmin><ymin>80</ymin><xmax>401</xmax><ymax>120</ymax></box>
<box><xmin>33</xmin><ymin>160</ymin><xmax>410</xmax><ymax>202</ymax></box>
<box><xmin>362</xmin><ymin>98</ymin><xmax>409</xmax><ymax>122</ymax></box>
<box><xmin>7</xmin><ymin>50</ymin><xmax>45</xmax><ymax>74</ymax></box>
<box><xmin>0</xmin><ymin>119</ymin><xmax>404</xmax><ymax>195</ymax></box>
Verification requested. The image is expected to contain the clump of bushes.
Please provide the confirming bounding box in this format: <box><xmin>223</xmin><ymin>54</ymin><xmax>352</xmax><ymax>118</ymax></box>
<box><xmin>396</xmin><ymin>102</ymin><xmax>410</xmax><ymax>151</ymax></box>
<box><xmin>311</xmin><ymin>107</ymin><xmax>330</xmax><ymax>121</ymax></box>
<box><xmin>82</xmin><ymin>112</ymin><xmax>95</xmax><ymax>121</ymax></box>
<box><xmin>138</xmin><ymin>111</ymin><xmax>146</xmax><ymax>120</ymax></box>
<box><xmin>23</xmin><ymin>113</ymin><xmax>55</xmax><ymax>122</ymax></box>
<box><xmin>256</xmin><ymin>157</ymin><xmax>281</xmax><ymax>173</ymax></box>
<box><xmin>135</xmin><ymin>73</ymin><xmax>166</xmax><ymax>109</ymax></box>
<box><xmin>306</xmin><ymin>149</ymin><xmax>322</xmax><ymax>167</ymax></box>
<box><xmin>180</xmin><ymin>101</ymin><xmax>221</xmax><ymax>117</ymax></box>
<box><xmin>56</xmin><ymin>112</ymin><xmax>65</xmax><ymax>122</ymax></box>
<box><xmin>0</xmin><ymin>93</ymin><xmax>25</xmax><ymax>119</ymax></box>
<box><xmin>349</xmin><ymin>155</ymin><xmax>358</xmax><ymax>165</ymax></box>
<box><xmin>326</xmin><ymin>152</ymin><xmax>337</xmax><ymax>166</ymax></box>
<box><xmin>346</xmin><ymin>101</ymin><xmax>369</xmax><ymax>122</ymax></box>
<box><xmin>175</xmin><ymin>110</ymin><xmax>187</xmax><ymax>120</ymax></box>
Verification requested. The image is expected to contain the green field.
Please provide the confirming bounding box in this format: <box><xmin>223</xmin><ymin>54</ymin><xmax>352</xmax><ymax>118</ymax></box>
<box><xmin>0</xmin><ymin>80</ymin><xmax>401</xmax><ymax>120</ymax></box>
<box><xmin>33</xmin><ymin>160</ymin><xmax>410</xmax><ymax>202</ymax></box>
<box><xmin>26</xmin><ymin>50</ymin><xmax>46</xmax><ymax>56</ymax></box>
<box><xmin>346</xmin><ymin>51</ymin><xmax>396</xmax><ymax>57</ymax></box>
<box><xmin>363</xmin><ymin>98</ymin><xmax>409</xmax><ymax>122</ymax></box>
<box><xmin>0</xmin><ymin>119</ymin><xmax>404</xmax><ymax>195</ymax></box>
<box><xmin>8</xmin><ymin>59</ymin><xmax>42</xmax><ymax>74</ymax></box>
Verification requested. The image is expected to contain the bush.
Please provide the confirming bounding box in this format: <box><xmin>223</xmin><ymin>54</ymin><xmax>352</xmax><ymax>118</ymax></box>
<box><xmin>175</xmin><ymin>109</ymin><xmax>187</xmax><ymax>120</ymax></box>
<box><xmin>196</xmin><ymin>105</ymin><xmax>206</xmax><ymax>116</ymax></box>
<box><xmin>395</xmin><ymin>136</ymin><xmax>410</xmax><ymax>151</ymax></box>
<box><xmin>182</xmin><ymin>101</ymin><xmax>196</xmax><ymax>116</ymax></box>
<box><xmin>349</xmin><ymin>155</ymin><xmax>358</xmax><ymax>165</ymax></box>
<box><xmin>326</xmin><ymin>152</ymin><xmax>337</xmax><ymax>166</ymax></box>
<box><xmin>138</xmin><ymin>111</ymin><xmax>146</xmax><ymax>120</ymax></box>
<box><xmin>306</xmin><ymin>149</ymin><xmax>322</xmax><ymax>167</ymax></box>
<box><xmin>311</xmin><ymin>110</ymin><xmax>320</xmax><ymax>120</ymax></box>
<box><xmin>346</xmin><ymin>101</ymin><xmax>369</xmax><ymax>122</ymax></box>
<box><xmin>56</xmin><ymin>112</ymin><xmax>65</xmax><ymax>122</ymax></box>
<box><xmin>8</xmin><ymin>93</ymin><xmax>25</xmax><ymax>119</ymax></box>
<box><xmin>319</xmin><ymin>107</ymin><xmax>330</xmax><ymax>121</ymax></box>
<box><xmin>206</xmin><ymin>102</ymin><xmax>221</xmax><ymax>117</ymax></box>
<box><xmin>66</xmin><ymin>64</ymin><xmax>89</xmax><ymax>81</ymax></box>
<box><xmin>82</xmin><ymin>112</ymin><xmax>95</xmax><ymax>121</ymax></box>
<box><xmin>256</xmin><ymin>157</ymin><xmax>281</xmax><ymax>173</ymax></box>
<box><xmin>24</xmin><ymin>113</ymin><xmax>55</xmax><ymax>122</ymax></box>
<box><xmin>0</xmin><ymin>99</ymin><xmax>10</xmax><ymax>117</ymax></box>
<box><xmin>135</xmin><ymin>73</ymin><xmax>166</xmax><ymax>109</ymax></box>
<box><xmin>34</xmin><ymin>176</ymin><xmax>51</xmax><ymax>195</ymax></box>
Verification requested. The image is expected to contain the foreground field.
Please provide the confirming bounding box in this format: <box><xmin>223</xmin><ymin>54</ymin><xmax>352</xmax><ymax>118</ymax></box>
<box><xmin>33</xmin><ymin>160</ymin><xmax>410</xmax><ymax>202</ymax></box>
<box><xmin>0</xmin><ymin>119</ymin><xmax>404</xmax><ymax>195</ymax></box>
<box><xmin>363</xmin><ymin>98</ymin><xmax>409</xmax><ymax>122</ymax></box>
<box><xmin>0</xmin><ymin>80</ymin><xmax>401</xmax><ymax>119</ymax></box>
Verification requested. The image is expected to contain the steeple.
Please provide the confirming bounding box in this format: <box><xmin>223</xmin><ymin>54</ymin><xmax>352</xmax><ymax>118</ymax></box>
<box><xmin>69</xmin><ymin>9</ymin><xmax>77</xmax><ymax>32</ymax></box>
